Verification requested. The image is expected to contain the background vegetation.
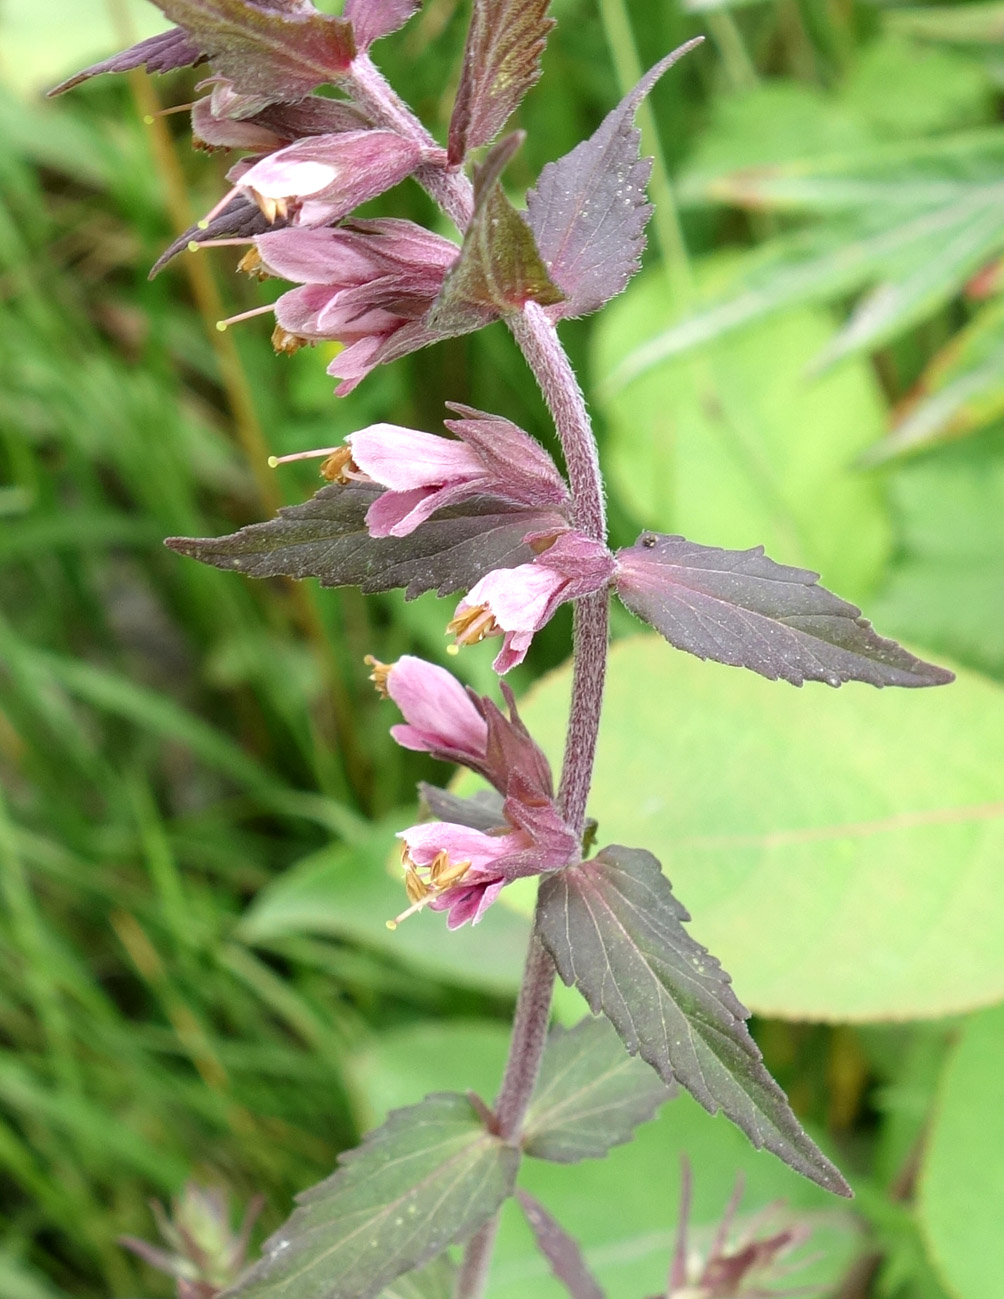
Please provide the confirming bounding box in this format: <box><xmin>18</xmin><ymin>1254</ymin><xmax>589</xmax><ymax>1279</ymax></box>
<box><xmin>1</xmin><ymin>0</ymin><xmax>1003</xmax><ymax>1295</ymax></box>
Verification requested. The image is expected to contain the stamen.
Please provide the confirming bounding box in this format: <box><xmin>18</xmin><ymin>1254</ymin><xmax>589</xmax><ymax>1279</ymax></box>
<box><xmin>197</xmin><ymin>185</ymin><xmax>241</xmax><ymax>231</ymax></box>
<box><xmin>446</xmin><ymin>604</ymin><xmax>500</xmax><ymax>649</ymax></box>
<box><xmin>215</xmin><ymin>303</ymin><xmax>274</xmax><ymax>332</ymax></box>
<box><xmin>271</xmin><ymin>324</ymin><xmax>307</xmax><ymax>355</ymax></box>
<box><xmin>319</xmin><ymin>446</ymin><xmax>358</xmax><ymax>483</ymax></box>
<box><xmin>250</xmin><ymin>188</ymin><xmax>290</xmax><ymax>224</ymax></box>
<box><xmin>268</xmin><ymin>446</ymin><xmax>342</xmax><ymax>470</ymax></box>
<box><xmin>143</xmin><ymin>102</ymin><xmax>195</xmax><ymax>124</ymax></box>
<box><xmin>237</xmin><ymin>247</ymin><xmax>267</xmax><ymax>279</ymax></box>
<box><xmin>364</xmin><ymin>655</ymin><xmax>392</xmax><ymax>698</ymax></box>
<box><xmin>189</xmin><ymin>237</ymin><xmax>256</xmax><ymax>250</ymax></box>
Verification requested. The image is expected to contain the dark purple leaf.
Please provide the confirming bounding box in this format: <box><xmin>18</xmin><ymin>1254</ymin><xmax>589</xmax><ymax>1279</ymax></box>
<box><xmin>345</xmin><ymin>0</ymin><xmax>420</xmax><ymax>48</ymax></box>
<box><xmin>148</xmin><ymin>0</ymin><xmax>356</xmax><ymax>103</ymax></box>
<box><xmin>166</xmin><ymin>483</ymin><xmax>567</xmax><ymax>599</ymax></box>
<box><xmin>526</xmin><ymin>40</ymin><xmax>703</xmax><ymax>318</ymax></box>
<box><xmin>536</xmin><ymin>846</ymin><xmax>851</xmax><ymax>1197</ymax></box>
<box><xmin>48</xmin><ymin>27</ymin><xmax>204</xmax><ymax>96</ymax></box>
<box><xmin>523</xmin><ymin>1016</ymin><xmax>672</xmax><ymax>1163</ymax></box>
<box><xmin>429</xmin><ymin>136</ymin><xmax>564</xmax><ymax>334</ymax></box>
<box><xmin>417</xmin><ymin>785</ymin><xmax>506</xmax><ymax>833</ymax></box>
<box><xmin>448</xmin><ymin>0</ymin><xmax>555</xmax><ymax>164</ymax></box>
<box><xmin>225</xmin><ymin>1093</ymin><xmax>518</xmax><ymax>1299</ymax></box>
<box><xmin>150</xmin><ymin>195</ymin><xmax>286</xmax><ymax>278</ymax></box>
<box><xmin>516</xmin><ymin>1192</ymin><xmax>605</xmax><ymax>1299</ymax></box>
<box><xmin>615</xmin><ymin>532</ymin><xmax>954</xmax><ymax>688</ymax></box>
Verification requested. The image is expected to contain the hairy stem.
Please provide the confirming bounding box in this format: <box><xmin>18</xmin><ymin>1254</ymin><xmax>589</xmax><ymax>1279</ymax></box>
<box><xmin>346</xmin><ymin>60</ymin><xmax>610</xmax><ymax>1299</ymax></box>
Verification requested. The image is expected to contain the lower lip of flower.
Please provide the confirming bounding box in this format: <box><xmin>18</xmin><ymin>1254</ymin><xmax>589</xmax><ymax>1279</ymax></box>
<box><xmin>446</xmin><ymin>603</ymin><xmax>500</xmax><ymax>652</ymax></box>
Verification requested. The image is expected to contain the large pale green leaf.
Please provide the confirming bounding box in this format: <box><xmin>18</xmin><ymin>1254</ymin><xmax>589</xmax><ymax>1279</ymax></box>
<box><xmin>519</xmin><ymin>635</ymin><xmax>1004</xmax><ymax>1021</ymax></box>
<box><xmin>917</xmin><ymin>1003</ymin><xmax>1004</xmax><ymax>1299</ymax></box>
<box><xmin>228</xmin><ymin>1093</ymin><xmax>518</xmax><ymax>1299</ymax></box>
<box><xmin>354</xmin><ymin>1022</ymin><xmax>860</xmax><ymax>1299</ymax></box>
<box><xmin>870</xmin><ymin>430</ymin><xmax>1004</xmax><ymax>680</ymax></box>
<box><xmin>594</xmin><ymin>272</ymin><xmax>890</xmax><ymax>601</ymax></box>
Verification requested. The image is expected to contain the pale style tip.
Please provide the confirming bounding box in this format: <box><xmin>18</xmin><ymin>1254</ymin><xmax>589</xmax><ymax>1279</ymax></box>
<box><xmin>197</xmin><ymin>219</ymin><xmax>210</xmax><ymax>230</ymax></box>
<box><xmin>215</xmin><ymin>321</ymin><xmax>227</xmax><ymax>332</ymax></box>
<box><xmin>187</xmin><ymin>241</ymin><xmax>199</xmax><ymax>253</ymax></box>
<box><xmin>267</xmin><ymin>456</ymin><xmax>280</xmax><ymax>469</ymax></box>
<box><xmin>143</xmin><ymin>114</ymin><xmax>155</xmax><ymax>125</ymax></box>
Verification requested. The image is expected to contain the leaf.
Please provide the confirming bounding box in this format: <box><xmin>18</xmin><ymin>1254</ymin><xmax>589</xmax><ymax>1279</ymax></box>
<box><xmin>148</xmin><ymin>0</ymin><xmax>356</xmax><ymax>102</ymax></box>
<box><xmin>523</xmin><ymin>1016</ymin><xmax>672</xmax><ymax>1163</ymax></box>
<box><xmin>536</xmin><ymin>846</ymin><xmax>851</xmax><ymax>1197</ymax></box>
<box><xmin>615</xmin><ymin>531</ymin><xmax>952</xmax><ymax>688</ymax></box>
<box><xmin>429</xmin><ymin>137</ymin><xmax>565</xmax><ymax>333</ymax></box>
<box><xmin>418</xmin><ymin>784</ymin><xmax>507</xmax><ymax>833</ymax></box>
<box><xmin>378</xmin><ymin>1254</ymin><xmax>457</xmax><ymax>1299</ymax></box>
<box><xmin>917</xmin><ymin>1004</ymin><xmax>1004</xmax><ymax>1299</ymax></box>
<box><xmin>226</xmin><ymin>1093</ymin><xmax>518</xmax><ymax>1299</ymax></box>
<box><xmin>516</xmin><ymin>1192</ymin><xmax>605</xmax><ymax>1299</ymax></box>
<box><xmin>166</xmin><ymin>483</ymin><xmax>567</xmax><ymax>600</ymax></box>
<box><xmin>526</xmin><ymin>41</ymin><xmax>703</xmax><ymax>319</ymax></box>
<box><xmin>447</xmin><ymin>0</ymin><xmax>555</xmax><ymax>164</ymax></box>
<box><xmin>356</xmin><ymin>1023</ymin><xmax>861</xmax><ymax>1299</ymax></box>
<box><xmin>594</xmin><ymin>272</ymin><xmax>891</xmax><ymax>601</ymax></box>
<box><xmin>47</xmin><ymin>26</ymin><xmax>204</xmax><ymax>95</ymax></box>
<box><xmin>867</xmin><ymin>296</ymin><xmax>1004</xmax><ymax>462</ymax></box>
<box><xmin>869</xmin><ymin>430</ymin><xmax>1004</xmax><ymax>681</ymax></box>
<box><xmin>519</xmin><ymin>635</ymin><xmax>1004</xmax><ymax>1021</ymax></box>
<box><xmin>344</xmin><ymin>0</ymin><xmax>420</xmax><ymax>49</ymax></box>
<box><xmin>816</xmin><ymin>198</ymin><xmax>1004</xmax><ymax>370</ymax></box>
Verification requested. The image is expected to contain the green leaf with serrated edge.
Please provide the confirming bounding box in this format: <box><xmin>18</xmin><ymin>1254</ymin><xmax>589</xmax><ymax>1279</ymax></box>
<box><xmin>149</xmin><ymin>0</ymin><xmax>355</xmax><ymax>102</ymax></box>
<box><xmin>377</xmin><ymin>1253</ymin><xmax>456</xmax><ymax>1299</ymax></box>
<box><xmin>523</xmin><ymin>1017</ymin><xmax>671</xmax><ymax>1163</ymax></box>
<box><xmin>918</xmin><ymin>1004</ymin><xmax>1004</xmax><ymax>1299</ymax></box>
<box><xmin>428</xmin><ymin>137</ymin><xmax>565</xmax><ymax>335</ymax></box>
<box><xmin>448</xmin><ymin>0</ymin><xmax>555</xmax><ymax>164</ymax></box>
<box><xmin>225</xmin><ymin>1093</ymin><xmax>518</xmax><ymax>1299</ymax></box>
<box><xmin>518</xmin><ymin>636</ymin><xmax>1004</xmax><ymax>1021</ymax></box>
<box><xmin>866</xmin><ymin>296</ymin><xmax>1004</xmax><ymax>464</ymax></box>
<box><xmin>816</xmin><ymin>199</ymin><xmax>1004</xmax><ymax>370</ymax></box>
<box><xmin>166</xmin><ymin>483</ymin><xmax>567</xmax><ymax>600</ymax></box>
<box><xmin>536</xmin><ymin>846</ymin><xmax>850</xmax><ymax>1197</ymax></box>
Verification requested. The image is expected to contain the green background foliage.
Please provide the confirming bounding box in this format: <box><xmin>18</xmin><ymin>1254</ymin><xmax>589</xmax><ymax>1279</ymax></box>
<box><xmin>1</xmin><ymin>1</ymin><xmax>1002</xmax><ymax>1296</ymax></box>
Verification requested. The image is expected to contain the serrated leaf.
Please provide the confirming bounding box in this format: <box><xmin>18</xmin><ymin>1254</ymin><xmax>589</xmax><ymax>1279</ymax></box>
<box><xmin>48</xmin><ymin>27</ymin><xmax>204</xmax><ymax>96</ymax></box>
<box><xmin>149</xmin><ymin>0</ymin><xmax>355</xmax><ymax>102</ymax></box>
<box><xmin>527</xmin><ymin>41</ymin><xmax>702</xmax><ymax>319</ymax></box>
<box><xmin>166</xmin><ymin>483</ymin><xmax>567</xmax><ymax>600</ymax></box>
<box><xmin>614</xmin><ymin>531</ymin><xmax>953</xmax><ymax>688</ymax></box>
<box><xmin>523</xmin><ymin>1016</ymin><xmax>672</xmax><ymax>1163</ymax></box>
<box><xmin>429</xmin><ymin>138</ymin><xmax>565</xmax><ymax>333</ymax></box>
<box><xmin>536</xmin><ymin>846</ymin><xmax>850</xmax><ymax>1197</ymax></box>
<box><xmin>516</xmin><ymin>1192</ymin><xmax>605</xmax><ymax>1299</ymax></box>
<box><xmin>345</xmin><ymin>0</ymin><xmax>420</xmax><ymax>49</ymax></box>
<box><xmin>448</xmin><ymin>0</ymin><xmax>555</xmax><ymax>164</ymax></box>
<box><xmin>226</xmin><ymin>1093</ymin><xmax>518</xmax><ymax>1299</ymax></box>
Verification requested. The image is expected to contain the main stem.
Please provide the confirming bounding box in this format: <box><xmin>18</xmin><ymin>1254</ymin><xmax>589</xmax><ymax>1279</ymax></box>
<box><xmin>349</xmin><ymin>60</ymin><xmax>610</xmax><ymax>1299</ymax></box>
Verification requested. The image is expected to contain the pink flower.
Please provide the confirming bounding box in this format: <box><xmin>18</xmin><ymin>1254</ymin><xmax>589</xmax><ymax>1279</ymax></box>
<box><xmin>448</xmin><ymin>532</ymin><xmax>615</xmax><ymax>673</ymax></box>
<box><xmin>235</xmin><ymin>130</ymin><xmax>429</xmax><ymax>227</ymax></box>
<box><xmin>366</xmin><ymin>654</ymin><xmax>488</xmax><ymax>766</ymax></box>
<box><xmin>393</xmin><ymin>790</ymin><xmax>578</xmax><ymax>929</ymax></box>
<box><xmin>253</xmin><ymin>220</ymin><xmax>459</xmax><ymax>392</ymax></box>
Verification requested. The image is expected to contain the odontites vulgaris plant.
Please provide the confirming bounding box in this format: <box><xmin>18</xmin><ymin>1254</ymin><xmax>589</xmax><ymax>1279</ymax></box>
<box><xmin>54</xmin><ymin>2</ymin><xmax>952</xmax><ymax>1295</ymax></box>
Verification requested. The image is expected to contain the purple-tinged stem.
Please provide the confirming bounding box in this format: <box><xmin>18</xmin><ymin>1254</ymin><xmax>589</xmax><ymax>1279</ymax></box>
<box><xmin>347</xmin><ymin>60</ymin><xmax>611</xmax><ymax>1299</ymax></box>
<box><xmin>348</xmin><ymin>54</ymin><xmax>474</xmax><ymax>231</ymax></box>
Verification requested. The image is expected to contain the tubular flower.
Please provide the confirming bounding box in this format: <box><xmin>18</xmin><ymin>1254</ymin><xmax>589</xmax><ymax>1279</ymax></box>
<box><xmin>393</xmin><ymin>792</ymin><xmax>578</xmax><ymax>930</ymax></box>
<box><xmin>233</xmin><ymin>130</ymin><xmax>430</xmax><ymax>227</ymax></box>
<box><xmin>366</xmin><ymin>655</ymin><xmax>488</xmax><ymax>766</ymax></box>
<box><xmin>448</xmin><ymin>531</ymin><xmax>615</xmax><ymax>673</ymax></box>
<box><xmin>271</xmin><ymin>414</ymin><xmax>568</xmax><ymax>538</ymax></box>
<box><xmin>369</xmin><ymin>656</ymin><xmax>555</xmax><ymax>797</ymax></box>
<box><xmin>252</xmin><ymin>220</ymin><xmax>459</xmax><ymax>393</ymax></box>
